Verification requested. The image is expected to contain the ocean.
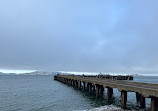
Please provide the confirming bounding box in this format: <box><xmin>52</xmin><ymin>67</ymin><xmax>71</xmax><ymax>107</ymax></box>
<box><xmin>0</xmin><ymin>75</ymin><xmax>158</xmax><ymax>111</ymax></box>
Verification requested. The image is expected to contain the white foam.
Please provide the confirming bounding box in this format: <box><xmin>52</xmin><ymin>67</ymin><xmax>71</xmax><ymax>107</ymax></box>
<box><xmin>75</xmin><ymin>105</ymin><xmax>150</xmax><ymax>111</ymax></box>
<box><xmin>75</xmin><ymin>105</ymin><xmax>123</xmax><ymax>111</ymax></box>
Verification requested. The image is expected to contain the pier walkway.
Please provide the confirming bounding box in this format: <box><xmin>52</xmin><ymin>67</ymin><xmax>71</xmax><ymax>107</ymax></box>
<box><xmin>54</xmin><ymin>75</ymin><xmax>158</xmax><ymax>111</ymax></box>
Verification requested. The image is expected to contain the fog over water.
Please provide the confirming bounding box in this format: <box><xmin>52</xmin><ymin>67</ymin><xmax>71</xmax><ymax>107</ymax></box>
<box><xmin>0</xmin><ymin>0</ymin><xmax>158</xmax><ymax>74</ymax></box>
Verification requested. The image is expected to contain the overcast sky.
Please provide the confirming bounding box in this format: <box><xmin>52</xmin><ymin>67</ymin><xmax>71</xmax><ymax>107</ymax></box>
<box><xmin>0</xmin><ymin>0</ymin><xmax>158</xmax><ymax>74</ymax></box>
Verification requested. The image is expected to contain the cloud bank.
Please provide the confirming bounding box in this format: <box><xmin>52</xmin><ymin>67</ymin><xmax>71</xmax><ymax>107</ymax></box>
<box><xmin>0</xmin><ymin>0</ymin><xmax>158</xmax><ymax>74</ymax></box>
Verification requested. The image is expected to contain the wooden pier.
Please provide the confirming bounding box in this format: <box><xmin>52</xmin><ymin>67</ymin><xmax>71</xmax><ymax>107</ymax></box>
<box><xmin>54</xmin><ymin>75</ymin><xmax>158</xmax><ymax>111</ymax></box>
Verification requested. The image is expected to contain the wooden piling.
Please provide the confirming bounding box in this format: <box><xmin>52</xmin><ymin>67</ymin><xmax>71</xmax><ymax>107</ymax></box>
<box><xmin>151</xmin><ymin>97</ymin><xmax>158</xmax><ymax>111</ymax></box>
<box><xmin>121</xmin><ymin>90</ymin><xmax>127</xmax><ymax>109</ymax></box>
<box><xmin>72</xmin><ymin>80</ymin><xmax>75</xmax><ymax>87</ymax></box>
<box><xmin>88</xmin><ymin>83</ymin><xmax>92</xmax><ymax>93</ymax></box>
<box><xmin>96</xmin><ymin>84</ymin><xmax>99</xmax><ymax>97</ymax></box>
<box><xmin>92</xmin><ymin>84</ymin><xmax>95</xmax><ymax>93</ymax></box>
<box><xmin>76</xmin><ymin>80</ymin><xmax>78</xmax><ymax>87</ymax></box>
<box><xmin>136</xmin><ymin>92</ymin><xmax>146</xmax><ymax>108</ymax></box>
<box><xmin>87</xmin><ymin>83</ymin><xmax>89</xmax><ymax>90</ymax></box>
<box><xmin>78</xmin><ymin>81</ymin><xmax>81</xmax><ymax>89</ymax></box>
<box><xmin>98</xmin><ymin>85</ymin><xmax>104</xmax><ymax>94</ymax></box>
<box><xmin>83</xmin><ymin>82</ymin><xmax>86</xmax><ymax>91</ymax></box>
<box><xmin>70</xmin><ymin>80</ymin><xmax>72</xmax><ymax>86</ymax></box>
<box><xmin>107</xmin><ymin>87</ymin><xmax>113</xmax><ymax>102</ymax></box>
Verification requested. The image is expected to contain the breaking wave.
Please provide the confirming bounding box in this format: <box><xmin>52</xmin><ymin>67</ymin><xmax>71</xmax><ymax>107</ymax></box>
<box><xmin>75</xmin><ymin>105</ymin><xmax>123</xmax><ymax>111</ymax></box>
<box><xmin>75</xmin><ymin>105</ymin><xmax>150</xmax><ymax>111</ymax></box>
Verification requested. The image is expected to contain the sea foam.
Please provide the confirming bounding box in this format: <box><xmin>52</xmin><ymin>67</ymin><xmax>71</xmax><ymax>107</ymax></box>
<box><xmin>75</xmin><ymin>105</ymin><xmax>123</xmax><ymax>111</ymax></box>
<box><xmin>75</xmin><ymin>104</ymin><xmax>151</xmax><ymax>111</ymax></box>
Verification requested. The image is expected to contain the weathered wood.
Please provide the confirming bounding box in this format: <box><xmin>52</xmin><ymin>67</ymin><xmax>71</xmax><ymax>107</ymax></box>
<box><xmin>87</xmin><ymin>83</ymin><xmax>89</xmax><ymax>89</ymax></box>
<box><xmin>73</xmin><ymin>80</ymin><xmax>75</xmax><ymax>86</ymax></box>
<box><xmin>76</xmin><ymin>80</ymin><xmax>78</xmax><ymax>87</ymax></box>
<box><xmin>107</xmin><ymin>87</ymin><xmax>113</xmax><ymax>102</ymax></box>
<box><xmin>92</xmin><ymin>84</ymin><xmax>95</xmax><ymax>93</ymax></box>
<box><xmin>70</xmin><ymin>80</ymin><xmax>72</xmax><ymax>86</ymax></box>
<box><xmin>83</xmin><ymin>81</ymin><xmax>86</xmax><ymax>91</ymax></box>
<box><xmin>121</xmin><ymin>90</ymin><xmax>127</xmax><ymax>109</ymax></box>
<box><xmin>151</xmin><ymin>97</ymin><xmax>158</xmax><ymax>111</ymax></box>
<box><xmin>78</xmin><ymin>81</ymin><xmax>81</xmax><ymax>89</ymax></box>
<box><xmin>96</xmin><ymin>84</ymin><xmax>99</xmax><ymax>97</ymax></box>
<box><xmin>88</xmin><ymin>83</ymin><xmax>92</xmax><ymax>93</ymax></box>
<box><xmin>69</xmin><ymin>79</ymin><xmax>71</xmax><ymax>85</ymax></box>
<box><xmin>99</xmin><ymin>85</ymin><xmax>104</xmax><ymax>94</ymax></box>
<box><xmin>136</xmin><ymin>92</ymin><xmax>146</xmax><ymax>108</ymax></box>
<box><xmin>54</xmin><ymin>75</ymin><xmax>158</xmax><ymax>110</ymax></box>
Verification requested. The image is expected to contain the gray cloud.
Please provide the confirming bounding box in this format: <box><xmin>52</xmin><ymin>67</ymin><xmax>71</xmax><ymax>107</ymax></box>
<box><xmin>0</xmin><ymin>0</ymin><xmax>158</xmax><ymax>74</ymax></box>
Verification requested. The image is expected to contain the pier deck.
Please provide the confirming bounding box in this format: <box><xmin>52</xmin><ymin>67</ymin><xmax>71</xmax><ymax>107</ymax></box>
<box><xmin>54</xmin><ymin>75</ymin><xmax>158</xmax><ymax>111</ymax></box>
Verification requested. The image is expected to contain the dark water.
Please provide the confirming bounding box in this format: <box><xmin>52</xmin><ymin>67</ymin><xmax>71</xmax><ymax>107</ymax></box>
<box><xmin>0</xmin><ymin>75</ymin><xmax>158</xmax><ymax>111</ymax></box>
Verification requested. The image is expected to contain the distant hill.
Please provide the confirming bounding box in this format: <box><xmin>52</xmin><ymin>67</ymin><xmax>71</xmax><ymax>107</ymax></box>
<box><xmin>19</xmin><ymin>71</ymin><xmax>59</xmax><ymax>75</ymax></box>
<box><xmin>0</xmin><ymin>71</ymin><xmax>143</xmax><ymax>76</ymax></box>
<box><xmin>0</xmin><ymin>72</ymin><xmax>16</xmax><ymax>75</ymax></box>
<box><xmin>0</xmin><ymin>71</ymin><xmax>59</xmax><ymax>75</ymax></box>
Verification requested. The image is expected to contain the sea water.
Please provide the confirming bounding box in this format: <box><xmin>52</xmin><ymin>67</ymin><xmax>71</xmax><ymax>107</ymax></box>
<box><xmin>0</xmin><ymin>75</ymin><xmax>158</xmax><ymax>111</ymax></box>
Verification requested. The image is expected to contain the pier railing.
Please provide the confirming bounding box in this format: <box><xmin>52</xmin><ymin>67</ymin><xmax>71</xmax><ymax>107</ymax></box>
<box><xmin>58</xmin><ymin>74</ymin><xmax>133</xmax><ymax>80</ymax></box>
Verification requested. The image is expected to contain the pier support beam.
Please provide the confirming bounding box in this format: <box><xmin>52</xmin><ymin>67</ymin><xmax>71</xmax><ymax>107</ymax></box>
<box><xmin>121</xmin><ymin>90</ymin><xmax>127</xmax><ymax>109</ymax></box>
<box><xmin>107</xmin><ymin>87</ymin><xmax>113</xmax><ymax>102</ymax></box>
<box><xmin>63</xmin><ymin>78</ymin><xmax>65</xmax><ymax>83</ymax></box>
<box><xmin>74</xmin><ymin>80</ymin><xmax>76</xmax><ymax>87</ymax></box>
<box><xmin>99</xmin><ymin>85</ymin><xmax>104</xmax><ymax>94</ymax></box>
<box><xmin>65</xmin><ymin>79</ymin><xmax>67</xmax><ymax>83</ymax></box>
<box><xmin>70</xmin><ymin>80</ymin><xmax>72</xmax><ymax>86</ymax></box>
<box><xmin>68</xmin><ymin>79</ymin><xmax>70</xmax><ymax>84</ymax></box>
<box><xmin>87</xmin><ymin>83</ymin><xmax>89</xmax><ymax>90</ymax></box>
<box><xmin>67</xmin><ymin>79</ymin><xmax>69</xmax><ymax>85</ymax></box>
<box><xmin>88</xmin><ymin>83</ymin><xmax>92</xmax><ymax>93</ymax></box>
<box><xmin>65</xmin><ymin>79</ymin><xmax>67</xmax><ymax>84</ymax></box>
<box><xmin>92</xmin><ymin>85</ymin><xmax>95</xmax><ymax>93</ymax></box>
<box><xmin>83</xmin><ymin>82</ymin><xmax>86</xmax><ymax>91</ymax></box>
<box><xmin>96</xmin><ymin>84</ymin><xmax>99</xmax><ymax>97</ymax></box>
<box><xmin>151</xmin><ymin>97</ymin><xmax>158</xmax><ymax>111</ymax></box>
<box><xmin>69</xmin><ymin>79</ymin><xmax>71</xmax><ymax>85</ymax></box>
<box><xmin>78</xmin><ymin>81</ymin><xmax>81</xmax><ymax>89</ymax></box>
<box><xmin>136</xmin><ymin>92</ymin><xmax>146</xmax><ymax>108</ymax></box>
<box><xmin>75</xmin><ymin>80</ymin><xmax>78</xmax><ymax>87</ymax></box>
<box><xmin>72</xmin><ymin>80</ymin><xmax>75</xmax><ymax>87</ymax></box>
